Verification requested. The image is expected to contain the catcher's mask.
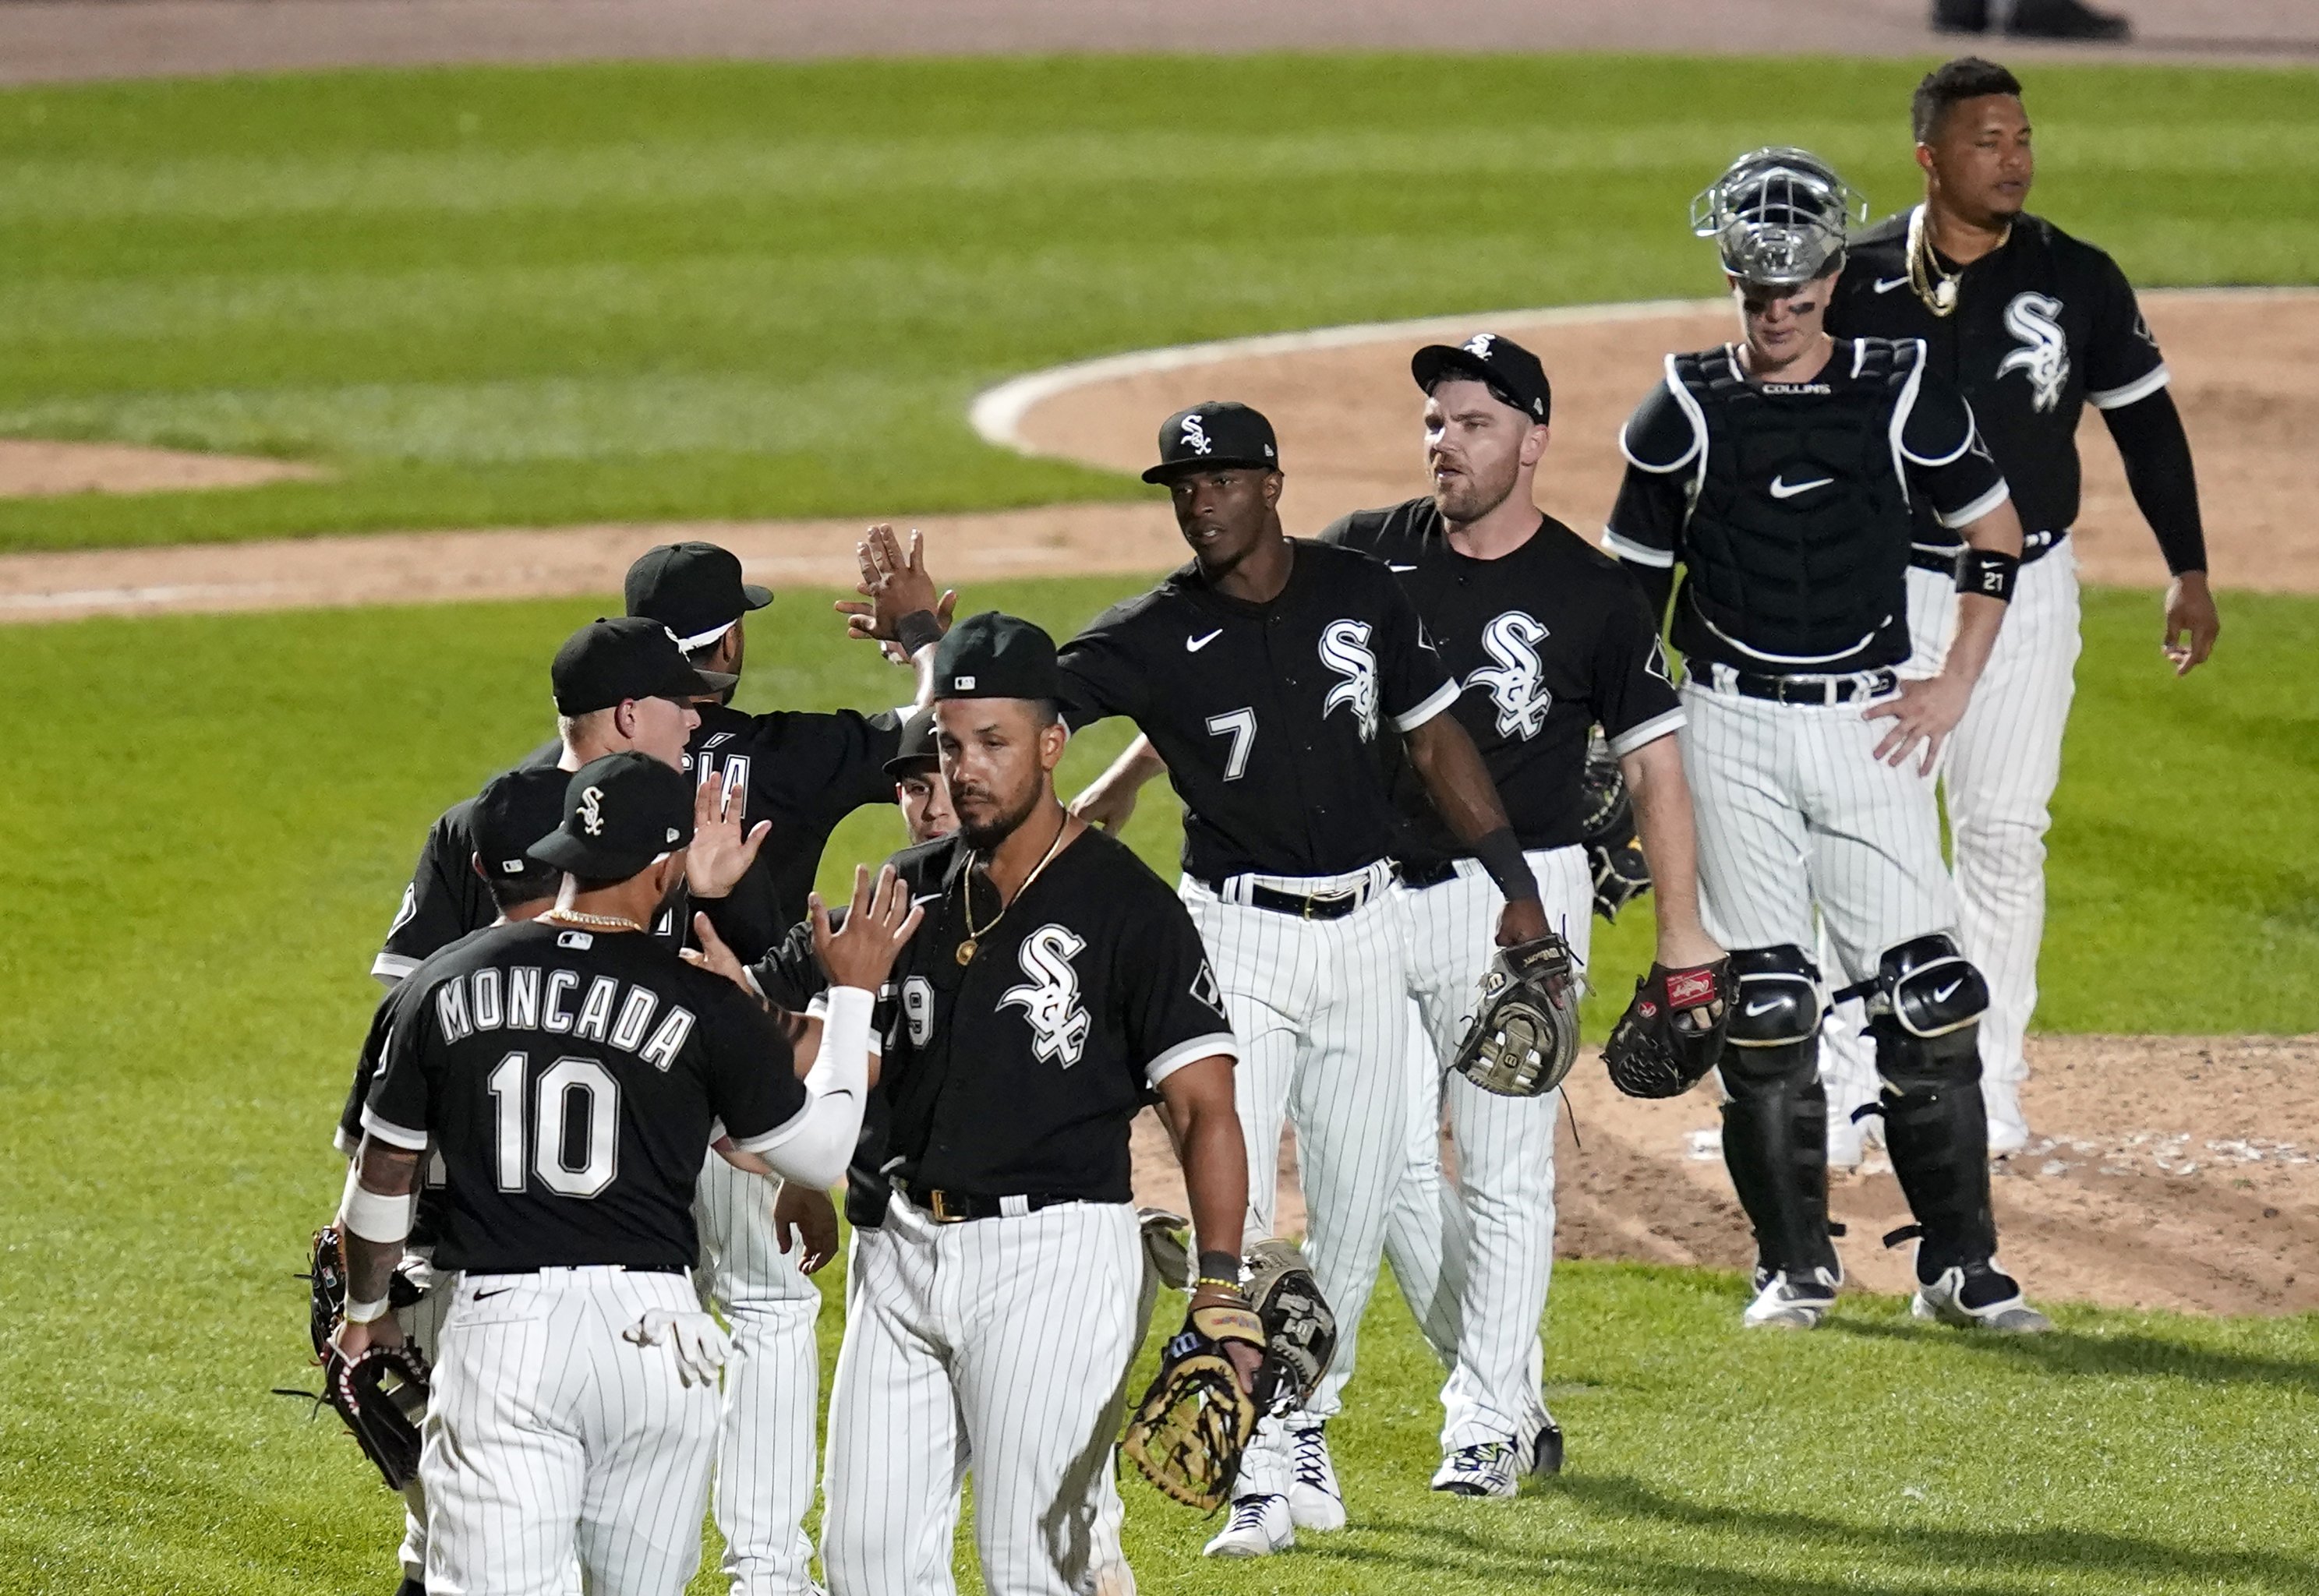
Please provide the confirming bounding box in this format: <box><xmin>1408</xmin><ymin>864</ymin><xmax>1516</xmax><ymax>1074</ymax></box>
<box><xmin>1689</xmin><ymin>147</ymin><xmax>1866</xmax><ymax>288</ymax></box>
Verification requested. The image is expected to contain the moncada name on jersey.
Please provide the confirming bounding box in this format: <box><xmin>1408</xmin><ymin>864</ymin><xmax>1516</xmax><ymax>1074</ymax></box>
<box><xmin>429</xmin><ymin>948</ymin><xmax>698</xmax><ymax>1072</ymax></box>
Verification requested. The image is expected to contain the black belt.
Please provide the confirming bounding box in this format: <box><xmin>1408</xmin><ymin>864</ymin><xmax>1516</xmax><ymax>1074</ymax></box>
<box><xmin>1394</xmin><ymin>858</ymin><xmax>1461</xmax><ymax>890</ymax></box>
<box><xmin>1717</xmin><ymin>668</ymin><xmax>1899</xmax><ymax>705</ymax></box>
<box><xmin>471</xmin><ymin>1262</ymin><xmax>687</xmax><ymax>1276</ymax></box>
<box><xmin>896</xmin><ymin>1181</ymin><xmax>1105</xmax><ymax>1224</ymax></box>
<box><xmin>1913</xmin><ymin>527</ymin><xmax>2063</xmax><ymax>575</ymax></box>
<box><xmin>1197</xmin><ymin>878</ymin><xmax>1369</xmax><ymax>920</ymax></box>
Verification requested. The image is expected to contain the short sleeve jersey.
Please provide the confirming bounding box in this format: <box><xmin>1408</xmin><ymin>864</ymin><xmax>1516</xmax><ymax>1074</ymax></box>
<box><xmin>373</xmin><ymin>757</ymin><xmax>563</xmax><ymax>983</ymax></box>
<box><xmin>1322</xmin><ymin>502</ymin><xmax>1683</xmax><ymax>855</ymax></box>
<box><xmin>363</xmin><ymin>920</ymin><xmax>808</xmax><ymax>1273</ymax></box>
<box><xmin>874</xmin><ymin>827</ymin><xmax>1238</xmax><ymax>1202</ymax></box>
<box><xmin>1829</xmin><ymin>210</ymin><xmax>2167</xmax><ymax>552</ymax></box>
<box><xmin>1056</xmin><ymin>541</ymin><xmax>1458</xmax><ymax>881</ymax></box>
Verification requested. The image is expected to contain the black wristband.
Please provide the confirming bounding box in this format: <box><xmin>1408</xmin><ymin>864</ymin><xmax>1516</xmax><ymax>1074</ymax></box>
<box><xmin>1956</xmin><ymin>548</ymin><xmax>2020</xmax><ymax>602</ymax></box>
<box><xmin>1197</xmin><ymin>1250</ymin><xmax>1241</xmax><ymax>1286</ymax></box>
<box><xmin>1471</xmin><ymin>826</ymin><xmax>1540</xmax><ymax>906</ymax></box>
<box><xmin>894</xmin><ymin>609</ymin><xmax>943</xmax><ymax>657</ymax></box>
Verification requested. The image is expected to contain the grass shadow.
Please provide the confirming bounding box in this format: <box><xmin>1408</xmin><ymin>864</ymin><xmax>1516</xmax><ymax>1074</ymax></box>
<box><xmin>1825</xmin><ymin>1315</ymin><xmax>2319</xmax><ymax>1396</ymax></box>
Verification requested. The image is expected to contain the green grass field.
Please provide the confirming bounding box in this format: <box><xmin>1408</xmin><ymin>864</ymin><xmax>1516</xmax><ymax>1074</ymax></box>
<box><xmin>2</xmin><ymin>47</ymin><xmax>2317</xmax><ymax>1596</ymax></box>
<box><xmin>2</xmin><ymin>53</ymin><xmax>2317</xmax><ymax>552</ymax></box>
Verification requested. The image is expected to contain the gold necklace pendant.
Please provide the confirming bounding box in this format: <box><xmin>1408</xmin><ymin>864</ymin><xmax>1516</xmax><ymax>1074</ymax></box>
<box><xmin>955</xmin><ymin>937</ymin><xmax>977</xmax><ymax>966</ymax></box>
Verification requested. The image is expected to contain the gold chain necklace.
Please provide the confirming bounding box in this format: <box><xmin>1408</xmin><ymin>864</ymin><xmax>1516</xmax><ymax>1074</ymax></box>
<box><xmin>541</xmin><ymin>906</ymin><xmax>647</xmax><ymax>934</ymax></box>
<box><xmin>955</xmin><ymin>814</ymin><xmax>1072</xmax><ymax>967</ymax></box>
<box><xmin>1907</xmin><ymin>203</ymin><xmax>2007</xmax><ymax>318</ymax></box>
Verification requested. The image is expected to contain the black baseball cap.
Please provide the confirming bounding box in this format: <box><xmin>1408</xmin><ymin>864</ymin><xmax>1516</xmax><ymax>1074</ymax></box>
<box><xmin>1411</xmin><ymin>332</ymin><xmax>1553</xmax><ymax>426</ymax></box>
<box><xmin>1142</xmin><ymin>401</ymin><xmax>1281</xmax><ymax>484</ymax></box>
<box><xmin>529</xmin><ymin>752</ymin><xmax>695</xmax><ymax>879</ymax></box>
<box><xmin>471</xmin><ymin>767</ymin><xmax>570</xmax><ymax>887</ymax></box>
<box><xmin>883</xmin><ymin>710</ymin><xmax>940</xmax><ymax>779</ymax></box>
<box><xmin>624</xmin><ymin>542</ymin><xmax>773</xmax><ymax>651</ymax></box>
<box><xmin>930</xmin><ymin>612</ymin><xmax>1061</xmax><ymax>702</ymax></box>
<box><xmin>551</xmin><ymin>616</ymin><xmax>736</xmax><ymax>716</ymax></box>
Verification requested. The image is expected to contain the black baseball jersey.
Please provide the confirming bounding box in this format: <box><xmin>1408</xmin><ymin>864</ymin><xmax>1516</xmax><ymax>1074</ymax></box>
<box><xmin>1606</xmin><ymin>337</ymin><xmax>2009</xmax><ymax>676</ymax></box>
<box><xmin>362</xmin><ymin>920</ymin><xmax>807</xmax><ymax>1273</ymax></box>
<box><xmin>875</xmin><ymin>826</ymin><xmax>1236</xmax><ymax>1202</ymax></box>
<box><xmin>373</xmin><ymin>757</ymin><xmax>563</xmax><ymax>983</ymax></box>
<box><xmin>1057</xmin><ymin>541</ymin><xmax>1458</xmax><ymax>882</ymax></box>
<box><xmin>1829</xmin><ymin>209</ymin><xmax>2169</xmax><ymax>555</ymax></box>
<box><xmin>333</xmin><ymin>937</ymin><xmax>490</xmax><ymax>1252</ymax></box>
<box><xmin>1322</xmin><ymin>502</ymin><xmax>1683</xmax><ymax>856</ymax></box>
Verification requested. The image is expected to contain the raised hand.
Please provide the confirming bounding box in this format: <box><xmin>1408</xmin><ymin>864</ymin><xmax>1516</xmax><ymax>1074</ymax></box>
<box><xmin>835</xmin><ymin>524</ymin><xmax>954</xmax><ymax>650</ymax></box>
<box><xmin>687</xmin><ymin>775</ymin><xmax>771</xmax><ymax>899</ymax></box>
<box><xmin>679</xmin><ymin>913</ymin><xmax>754</xmax><ymax>994</ymax></box>
<box><xmin>814</xmin><ymin>863</ymin><xmax>925</xmax><ymax>991</ymax></box>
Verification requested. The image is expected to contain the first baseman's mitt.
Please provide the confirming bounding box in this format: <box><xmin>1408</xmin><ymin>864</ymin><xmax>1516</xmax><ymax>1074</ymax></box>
<box><xmin>1121</xmin><ymin>1300</ymin><xmax>1280</xmax><ymax>1510</ymax></box>
<box><xmin>1243</xmin><ymin>1240</ymin><xmax>1337</xmax><ymax>1411</ymax></box>
<box><xmin>1602</xmin><ymin>959</ymin><xmax>1732</xmax><ymax>1098</ymax></box>
<box><xmin>1580</xmin><ymin>734</ymin><xmax>1652</xmax><ymax>922</ymax></box>
<box><xmin>281</xmin><ymin>1225</ymin><xmax>432</xmax><ymax>1491</ymax></box>
<box><xmin>1451</xmin><ymin>931</ymin><xmax>1584</xmax><ymax>1098</ymax></box>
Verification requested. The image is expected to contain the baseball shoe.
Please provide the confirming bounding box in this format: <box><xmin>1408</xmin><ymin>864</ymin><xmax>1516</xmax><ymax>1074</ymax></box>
<box><xmin>1914</xmin><ymin>1261</ymin><xmax>2052</xmax><ymax>1333</ymax></box>
<box><xmin>1742</xmin><ymin>1266</ymin><xmax>1839</xmax><ymax>1329</ymax></box>
<box><xmin>394</xmin><ymin>1580</ymin><xmax>425</xmax><ymax>1596</ymax></box>
<box><xmin>1432</xmin><ymin>1442</ymin><xmax>1523</xmax><ymax>1499</ymax></box>
<box><xmin>1532</xmin><ymin>1414</ymin><xmax>1564</xmax><ymax>1477</ymax></box>
<box><xmin>2007</xmin><ymin>0</ymin><xmax>2130</xmax><ymax>39</ymax></box>
<box><xmin>1203</xmin><ymin>1493</ymin><xmax>1293</xmax><ymax>1558</ymax></box>
<box><xmin>1985</xmin><ymin>1079</ymin><xmax>2031</xmax><ymax>1157</ymax></box>
<box><xmin>1286</xmin><ymin>1418</ymin><xmax>1347</xmax><ymax>1531</ymax></box>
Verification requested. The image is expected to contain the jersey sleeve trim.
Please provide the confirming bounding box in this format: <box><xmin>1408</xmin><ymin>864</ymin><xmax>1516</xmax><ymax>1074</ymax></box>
<box><xmin>358</xmin><ymin>1106</ymin><xmax>430</xmax><ymax>1153</ymax></box>
<box><xmin>2088</xmin><ymin>362</ymin><xmax>2170</xmax><ymax>411</ymax></box>
<box><xmin>1389</xmin><ymin>679</ymin><xmax>1459</xmax><ymax>734</ymax></box>
<box><xmin>1145</xmin><ymin>1032</ymin><xmax>1240</xmax><ymax>1088</ymax></box>
<box><xmin>1605</xmin><ymin>706</ymin><xmax>1686</xmax><ymax>757</ymax></box>
<box><xmin>1603</xmin><ymin>528</ymin><xmax>1676</xmax><ymax>569</ymax></box>
<box><xmin>1936</xmin><ymin>480</ymin><xmax>2011</xmax><ymax>530</ymax></box>
<box><xmin>1886</xmin><ymin>341</ymin><xmax>1931</xmax><ymax>494</ymax></box>
<box><xmin>371</xmin><ymin>952</ymin><xmax>419</xmax><ymax>984</ymax></box>
<box><xmin>333</xmin><ymin>1127</ymin><xmax>359</xmax><ymax>1156</ymax></box>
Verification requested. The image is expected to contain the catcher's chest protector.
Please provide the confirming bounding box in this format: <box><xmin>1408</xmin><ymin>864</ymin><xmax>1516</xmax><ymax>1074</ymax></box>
<box><xmin>1675</xmin><ymin>341</ymin><xmax>1917</xmax><ymax>662</ymax></box>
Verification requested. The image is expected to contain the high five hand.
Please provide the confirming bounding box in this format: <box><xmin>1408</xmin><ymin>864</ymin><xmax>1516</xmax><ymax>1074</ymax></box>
<box><xmin>813</xmin><ymin>863</ymin><xmax>925</xmax><ymax>990</ymax></box>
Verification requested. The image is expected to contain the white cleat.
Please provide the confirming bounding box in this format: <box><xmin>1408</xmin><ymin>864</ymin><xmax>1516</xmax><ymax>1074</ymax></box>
<box><xmin>1203</xmin><ymin>1493</ymin><xmax>1293</xmax><ymax>1558</ymax></box>
<box><xmin>1741</xmin><ymin>1267</ymin><xmax>1839</xmax><ymax>1329</ymax></box>
<box><xmin>1431</xmin><ymin>1441</ymin><xmax>1522</xmax><ymax>1499</ymax></box>
<box><xmin>1985</xmin><ymin>1079</ymin><xmax>2031</xmax><ymax>1156</ymax></box>
<box><xmin>1285</xmin><ymin>1419</ymin><xmax>1347</xmax><ymax>1531</ymax></box>
<box><xmin>1913</xmin><ymin>1262</ymin><xmax>2052</xmax><ymax>1333</ymax></box>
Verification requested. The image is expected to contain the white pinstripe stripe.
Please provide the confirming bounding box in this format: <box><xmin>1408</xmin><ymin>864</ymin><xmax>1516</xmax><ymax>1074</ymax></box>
<box><xmin>1381</xmin><ymin>849</ymin><xmax>1592</xmax><ymax>1454</ymax></box>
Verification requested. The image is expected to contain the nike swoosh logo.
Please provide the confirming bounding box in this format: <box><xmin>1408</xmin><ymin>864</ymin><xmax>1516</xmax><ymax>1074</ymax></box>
<box><xmin>1745</xmin><ymin>998</ymin><xmax>1780</xmax><ymax>1017</ymax></box>
<box><xmin>1186</xmin><ymin>629</ymin><xmax>1223</xmax><ymax>651</ymax></box>
<box><xmin>1387</xmin><ymin>563</ymin><xmax>1417</xmax><ymax>573</ymax></box>
<box><xmin>1932</xmin><ymin>979</ymin><xmax>1963</xmax><ymax>1003</ymax></box>
<box><xmin>474</xmin><ymin>1287</ymin><xmax>514</xmax><ymax>1301</ymax></box>
<box><xmin>1769</xmin><ymin>474</ymin><xmax>1834</xmax><ymax>500</ymax></box>
<box><xmin>1873</xmin><ymin>275</ymin><xmax>1909</xmax><ymax>294</ymax></box>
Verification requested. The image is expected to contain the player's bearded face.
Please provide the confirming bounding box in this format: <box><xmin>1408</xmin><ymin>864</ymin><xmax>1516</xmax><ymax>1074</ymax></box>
<box><xmin>936</xmin><ymin>701</ymin><xmax>1059</xmax><ymax>850</ymax></box>
<box><xmin>1925</xmin><ymin>94</ymin><xmax>2033</xmax><ymax>224</ymax></box>
<box><xmin>1423</xmin><ymin>382</ymin><xmax>1527</xmax><ymax>524</ymax></box>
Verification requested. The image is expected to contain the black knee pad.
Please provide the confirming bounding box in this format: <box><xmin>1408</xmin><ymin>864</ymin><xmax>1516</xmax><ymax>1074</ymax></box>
<box><xmin>1875</xmin><ymin>934</ymin><xmax>1988</xmax><ymax>1041</ymax></box>
<box><xmin>1716</xmin><ymin>955</ymin><xmax>1838</xmax><ymax>1281</ymax></box>
<box><xmin>1726</xmin><ymin>945</ymin><xmax>1822</xmax><ymax>1050</ymax></box>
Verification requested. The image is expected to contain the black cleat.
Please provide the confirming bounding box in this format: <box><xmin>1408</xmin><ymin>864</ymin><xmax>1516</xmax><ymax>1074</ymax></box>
<box><xmin>2007</xmin><ymin>0</ymin><xmax>2131</xmax><ymax>39</ymax></box>
<box><xmin>394</xmin><ymin>1579</ymin><xmax>426</xmax><ymax>1596</ymax></box>
<box><xmin>1532</xmin><ymin>1415</ymin><xmax>1564</xmax><ymax>1477</ymax></box>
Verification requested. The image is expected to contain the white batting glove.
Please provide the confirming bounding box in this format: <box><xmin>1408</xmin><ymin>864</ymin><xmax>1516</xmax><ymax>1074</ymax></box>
<box><xmin>623</xmin><ymin>1308</ymin><xmax>731</xmax><ymax>1388</ymax></box>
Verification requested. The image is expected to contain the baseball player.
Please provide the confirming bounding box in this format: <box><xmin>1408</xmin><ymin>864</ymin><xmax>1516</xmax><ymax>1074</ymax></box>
<box><xmin>1058</xmin><ymin>402</ymin><xmax>1546</xmax><ymax>1555</ymax></box>
<box><xmin>332</xmin><ymin>768</ymin><xmax>568</xmax><ymax>1596</ymax></box>
<box><xmin>1817</xmin><ymin>56</ymin><xmax>2218</xmax><ymax>1159</ymax></box>
<box><xmin>334</xmin><ymin>750</ymin><xmax>917</xmax><ymax>1596</ymax></box>
<box><xmin>1321</xmin><ymin>331</ymin><xmax>1717</xmax><ymax>1497</ymax></box>
<box><xmin>1605</xmin><ymin>147</ymin><xmax>2049</xmax><ymax>1333</ymax></box>
<box><xmin>817</xmin><ymin>613</ymin><xmax>1252</xmax><ymax>1596</ymax></box>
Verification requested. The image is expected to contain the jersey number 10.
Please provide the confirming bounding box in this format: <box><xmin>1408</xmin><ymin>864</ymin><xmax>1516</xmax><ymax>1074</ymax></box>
<box><xmin>487</xmin><ymin>1052</ymin><xmax>620</xmax><ymax>1198</ymax></box>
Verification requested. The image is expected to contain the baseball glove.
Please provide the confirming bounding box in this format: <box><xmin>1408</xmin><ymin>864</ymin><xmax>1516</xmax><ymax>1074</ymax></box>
<box><xmin>1451</xmin><ymin>931</ymin><xmax>1584</xmax><ymax>1098</ymax></box>
<box><xmin>281</xmin><ymin>1225</ymin><xmax>431</xmax><ymax>1491</ymax></box>
<box><xmin>1580</xmin><ymin>734</ymin><xmax>1653</xmax><ymax>922</ymax></box>
<box><xmin>1121</xmin><ymin>1300</ymin><xmax>1278</xmax><ymax>1510</ymax></box>
<box><xmin>1603</xmin><ymin>959</ymin><xmax>1733</xmax><ymax>1099</ymax></box>
<box><xmin>1243</xmin><ymin>1240</ymin><xmax>1336</xmax><ymax>1411</ymax></box>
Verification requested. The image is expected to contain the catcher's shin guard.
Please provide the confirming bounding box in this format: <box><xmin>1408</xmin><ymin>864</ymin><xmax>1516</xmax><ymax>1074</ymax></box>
<box><xmin>1717</xmin><ymin>947</ymin><xmax>1838</xmax><ymax>1279</ymax></box>
<box><xmin>1861</xmin><ymin>936</ymin><xmax>1999</xmax><ymax>1278</ymax></box>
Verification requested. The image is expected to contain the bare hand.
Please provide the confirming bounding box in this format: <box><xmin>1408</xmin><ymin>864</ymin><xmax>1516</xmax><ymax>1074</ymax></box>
<box><xmin>680</xmin><ymin>913</ymin><xmax>755</xmax><ymax>995</ymax></box>
<box><xmin>1496</xmin><ymin>897</ymin><xmax>1550</xmax><ymax>948</ymax></box>
<box><xmin>1862</xmin><ymin>672</ymin><xmax>1971</xmax><ymax>773</ymax></box>
<box><xmin>772</xmin><ymin>1182</ymin><xmax>840</xmax><ymax>1273</ymax></box>
<box><xmin>687</xmin><ymin>776</ymin><xmax>770</xmax><ymax>899</ymax></box>
<box><xmin>835</xmin><ymin>525</ymin><xmax>953</xmax><ymax>648</ymax></box>
<box><xmin>1069</xmin><ymin>776</ymin><xmax>1140</xmax><ymax>833</ymax></box>
<box><xmin>331</xmin><ymin>1313</ymin><xmax>404</xmax><ymax>1360</ymax></box>
<box><xmin>814</xmin><ymin>863</ymin><xmax>926</xmax><ymax>990</ymax></box>
<box><xmin>2162</xmin><ymin>572</ymin><xmax>2219</xmax><ymax>676</ymax></box>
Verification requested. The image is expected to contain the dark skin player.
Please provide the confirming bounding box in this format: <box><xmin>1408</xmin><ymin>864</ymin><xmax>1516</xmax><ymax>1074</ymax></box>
<box><xmin>1915</xmin><ymin>86</ymin><xmax>2218</xmax><ymax>674</ymax></box>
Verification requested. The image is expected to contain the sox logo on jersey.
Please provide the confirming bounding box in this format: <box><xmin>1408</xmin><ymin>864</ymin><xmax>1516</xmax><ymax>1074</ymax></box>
<box><xmin>1999</xmin><ymin>291</ymin><xmax>2070</xmax><ymax>413</ymax></box>
<box><xmin>1465</xmin><ymin>611</ymin><xmax>1554</xmax><ymax>739</ymax></box>
<box><xmin>1000</xmin><ymin>924</ymin><xmax>1092</xmax><ymax>1067</ymax></box>
<box><xmin>1319</xmin><ymin>620</ymin><xmax>1380</xmax><ymax>741</ymax></box>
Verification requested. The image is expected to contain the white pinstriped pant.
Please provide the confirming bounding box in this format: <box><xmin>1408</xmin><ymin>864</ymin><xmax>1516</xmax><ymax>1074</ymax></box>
<box><xmin>422</xmin><ymin>1268</ymin><xmax>719</xmax><ymax>1596</ymax></box>
<box><xmin>1821</xmin><ymin>546</ymin><xmax>2083</xmax><ymax>1112</ymax></box>
<box><xmin>1382</xmin><ymin>848</ymin><xmax>1592</xmax><ymax>1454</ymax></box>
<box><xmin>393</xmin><ymin>1256</ymin><xmax>458</xmax><ymax>1585</ymax></box>
<box><xmin>1179</xmin><ymin>868</ymin><xmax>1409</xmax><ymax>1420</ymax></box>
<box><xmin>821</xmin><ymin>1200</ymin><xmax>1140</xmax><ymax>1596</ymax></box>
<box><xmin>1680</xmin><ymin>678</ymin><xmax>1960</xmax><ymax>983</ymax></box>
<box><xmin>694</xmin><ymin>1154</ymin><xmax>823</xmax><ymax>1596</ymax></box>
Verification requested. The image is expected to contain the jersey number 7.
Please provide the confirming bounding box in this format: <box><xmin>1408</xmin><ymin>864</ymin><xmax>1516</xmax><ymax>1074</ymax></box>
<box><xmin>487</xmin><ymin>1052</ymin><xmax>620</xmax><ymax>1198</ymax></box>
<box><xmin>1205</xmin><ymin>708</ymin><xmax>1257</xmax><ymax>782</ymax></box>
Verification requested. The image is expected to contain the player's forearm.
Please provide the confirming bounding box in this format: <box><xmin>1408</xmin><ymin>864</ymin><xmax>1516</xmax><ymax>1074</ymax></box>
<box><xmin>1404</xmin><ymin>715</ymin><xmax>1540</xmax><ymax>905</ymax></box>
<box><xmin>1092</xmin><ymin>736</ymin><xmax>1167</xmax><ymax>796</ymax></box>
<box><xmin>737</xmin><ymin>988</ymin><xmax>871</xmax><ymax>1188</ymax></box>
<box><xmin>339</xmin><ymin>1140</ymin><xmax>421</xmax><ymax>1308</ymax></box>
<box><xmin>1172</xmin><ymin>1086</ymin><xmax>1250</xmax><ymax>1267</ymax></box>
<box><xmin>1621</xmin><ymin>740</ymin><xmax>1707</xmax><ymax>945</ymax></box>
<box><xmin>1941</xmin><ymin>500</ymin><xmax>2024</xmax><ymax>687</ymax></box>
